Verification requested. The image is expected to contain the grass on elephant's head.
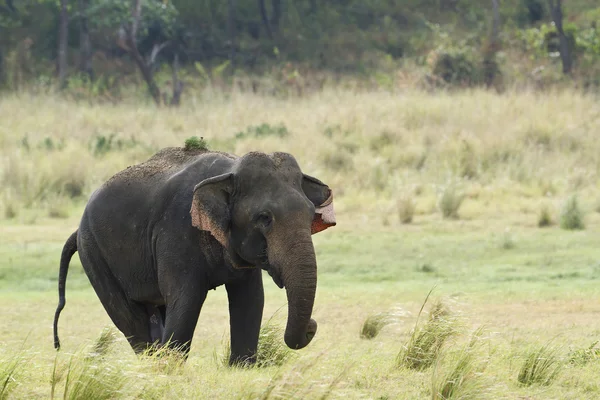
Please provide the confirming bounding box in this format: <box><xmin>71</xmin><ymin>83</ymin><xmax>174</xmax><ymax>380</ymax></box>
<box><xmin>184</xmin><ymin>136</ymin><xmax>208</xmax><ymax>151</ymax></box>
<box><xmin>0</xmin><ymin>348</ymin><xmax>24</xmax><ymax>399</ymax></box>
<box><xmin>397</xmin><ymin>291</ymin><xmax>461</xmax><ymax>371</ymax></box>
<box><xmin>517</xmin><ymin>341</ymin><xmax>563</xmax><ymax>386</ymax></box>
<box><xmin>431</xmin><ymin>327</ymin><xmax>490</xmax><ymax>400</ymax></box>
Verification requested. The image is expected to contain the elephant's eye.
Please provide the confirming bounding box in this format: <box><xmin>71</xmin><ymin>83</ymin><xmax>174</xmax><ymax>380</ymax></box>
<box><xmin>255</xmin><ymin>212</ymin><xmax>273</xmax><ymax>229</ymax></box>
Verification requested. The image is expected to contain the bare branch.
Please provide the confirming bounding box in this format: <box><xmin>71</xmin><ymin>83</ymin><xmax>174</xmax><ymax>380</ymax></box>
<box><xmin>148</xmin><ymin>41</ymin><xmax>171</xmax><ymax>67</ymax></box>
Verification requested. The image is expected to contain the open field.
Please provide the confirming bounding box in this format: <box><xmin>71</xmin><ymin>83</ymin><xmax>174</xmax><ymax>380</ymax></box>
<box><xmin>1</xmin><ymin>88</ymin><xmax>600</xmax><ymax>399</ymax></box>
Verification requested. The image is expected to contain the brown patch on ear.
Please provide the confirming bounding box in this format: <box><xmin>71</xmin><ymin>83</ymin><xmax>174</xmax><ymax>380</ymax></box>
<box><xmin>191</xmin><ymin>201</ymin><xmax>228</xmax><ymax>247</ymax></box>
<box><xmin>190</xmin><ymin>173</ymin><xmax>232</xmax><ymax>248</ymax></box>
<box><xmin>311</xmin><ymin>191</ymin><xmax>336</xmax><ymax>234</ymax></box>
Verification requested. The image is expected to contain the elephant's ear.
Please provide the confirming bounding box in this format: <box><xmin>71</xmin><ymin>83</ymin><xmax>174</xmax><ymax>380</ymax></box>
<box><xmin>302</xmin><ymin>174</ymin><xmax>336</xmax><ymax>235</ymax></box>
<box><xmin>191</xmin><ymin>173</ymin><xmax>233</xmax><ymax>247</ymax></box>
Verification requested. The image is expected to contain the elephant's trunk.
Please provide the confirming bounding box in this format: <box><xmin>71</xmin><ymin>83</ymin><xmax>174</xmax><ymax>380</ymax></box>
<box><xmin>274</xmin><ymin>231</ymin><xmax>318</xmax><ymax>350</ymax></box>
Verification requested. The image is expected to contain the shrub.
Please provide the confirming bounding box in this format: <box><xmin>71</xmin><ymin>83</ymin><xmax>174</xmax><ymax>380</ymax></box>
<box><xmin>500</xmin><ymin>228</ymin><xmax>516</xmax><ymax>250</ymax></box>
<box><xmin>517</xmin><ymin>342</ymin><xmax>563</xmax><ymax>386</ymax></box>
<box><xmin>432</xmin><ymin>50</ymin><xmax>481</xmax><ymax>87</ymax></box>
<box><xmin>47</xmin><ymin>197</ymin><xmax>70</xmax><ymax>219</ymax></box>
<box><xmin>538</xmin><ymin>204</ymin><xmax>553</xmax><ymax>227</ymax></box>
<box><xmin>559</xmin><ymin>195</ymin><xmax>585</xmax><ymax>230</ymax></box>
<box><xmin>438</xmin><ymin>182</ymin><xmax>465</xmax><ymax>220</ymax></box>
<box><xmin>235</xmin><ymin>123</ymin><xmax>289</xmax><ymax>139</ymax></box>
<box><xmin>568</xmin><ymin>341</ymin><xmax>600</xmax><ymax>366</ymax></box>
<box><xmin>398</xmin><ymin>296</ymin><xmax>460</xmax><ymax>371</ymax></box>
<box><xmin>397</xmin><ymin>194</ymin><xmax>416</xmax><ymax>224</ymax></box>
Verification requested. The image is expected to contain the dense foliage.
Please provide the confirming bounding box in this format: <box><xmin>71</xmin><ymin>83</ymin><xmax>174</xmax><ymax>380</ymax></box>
<box><xmin>0</xmin><ymin>0</ymin><xmax>599</xmax><ymax>95</ymax></box>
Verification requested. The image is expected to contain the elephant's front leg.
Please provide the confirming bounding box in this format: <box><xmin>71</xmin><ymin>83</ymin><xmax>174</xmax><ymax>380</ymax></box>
<box><xmin>226</xmin><ymin>269</ymin><xmax>264</xmax><ymax>366</ymax></box>
<box><xmin>161</xmin><ymin>282</ymin><xmax>208</xmax><ymax>356</ymax></box>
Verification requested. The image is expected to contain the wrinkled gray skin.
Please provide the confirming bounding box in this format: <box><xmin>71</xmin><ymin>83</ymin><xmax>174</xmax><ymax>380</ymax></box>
<box><xmin>53</xmin><ymin>148</ymin><xmax>335</xmax><ymax>365</ymax></box>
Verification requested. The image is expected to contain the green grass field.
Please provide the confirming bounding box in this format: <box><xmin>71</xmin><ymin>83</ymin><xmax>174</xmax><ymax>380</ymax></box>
<box><xmin>1</xmin><ymin>88</ymin><xmax>600</xmax><ymax>399</ymax></box>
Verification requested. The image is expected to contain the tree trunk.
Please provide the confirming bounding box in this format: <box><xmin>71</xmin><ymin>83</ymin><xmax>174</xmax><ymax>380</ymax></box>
<box><xmin>57</xmin><ymin>0</ymin><xmax>69</xmax><ymax>88</ymax></box>
<box><xmin>228</xmin><ymin>0</ymin><xmax>236</xmax><ymax>71</ymax></box>
<box><xmin>258</xmin><ymin>0</ymin><xmax>273</xmax><ymax>39</ymax></box>
<box><xmin>78</xmin><ymin>0</ymin><xmax>93</xmax><ymax>80</ymax></box>
<box><xmin>491</xmin><ymin>0</ymin><xmax>500</xmax><ymax>44</ymax></box>
<box><xmin>483</xmin><ymin>0</ymin><xmax>501</xmax><ymax>88</ymax></box>
<box><xmin>127</xmin><ymin>0</ymin><xmax>162</xmax><ymax>105</ymax></box>
<box><xmin>170</xmin><ymin>53</ymin><xmax>183</xmax><ymax>106</ymax></box>
<box><xmin>0</xmin><ymin>50</ymin><xmax>5</xmax><ymax>89</ymax></box>
<box><xmin>309</xmin><ymin>0</ymin><xmax>317</xmax><ymax>15</ymax></box>
<box><xmin>548</xmin><ymin>0</ymin><xmax>572</xmax><ymax>74</ymax></box>
<box><xmin>271</xmin><ymin>0</ymin><xmax>282</xmax><ymax>33</ymax></box>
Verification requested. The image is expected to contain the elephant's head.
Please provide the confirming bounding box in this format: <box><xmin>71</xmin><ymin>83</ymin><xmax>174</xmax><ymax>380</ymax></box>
<box><xmin>190</xmin><ymin>152</ymin><xmax>335</xmax><ymax>350</ymax></box>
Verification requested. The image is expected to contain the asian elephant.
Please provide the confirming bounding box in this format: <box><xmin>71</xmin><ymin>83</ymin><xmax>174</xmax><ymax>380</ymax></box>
<box><xmin>53</xmin><ymin>147</ymin><xmax>336</xmax><ymax>365</ymax></box>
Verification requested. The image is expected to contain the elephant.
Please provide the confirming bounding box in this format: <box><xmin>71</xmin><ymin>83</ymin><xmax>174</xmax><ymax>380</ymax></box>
<box><xmin>52</xmin><ymin>147</ymin><xmax>336</xmax><ymax>365</ymax></box>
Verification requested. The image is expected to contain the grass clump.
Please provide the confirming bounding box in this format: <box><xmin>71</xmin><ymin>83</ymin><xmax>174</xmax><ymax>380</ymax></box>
<box><xmin>568</xmin><ymin>341</ymin><xmax>600</xmax><ymax>366</ymax></box>
<box><xmin>499</xmin><ymin>228</ymin><xmax>516</xmax><ymax>250</ymax></box>
<box><xmin>360</xmin><ymin>312</ymin><xmax>397</xmax><ymax>339</ymax></box>
<box><xmin>517</xmin><ymin>342</ymin><xmax>563</xmax><ymax>386</ymax></box>
<box><xmin>559</xmin><ymin>195</ymin><xmax>585</xmax><ymax>230</ymax></box>
<box><xmin>397</xmin><ymin>193</ymin><xmax>416</xmax><ymax>224</ymax></box>
<box><xmin>57</xmin><ymin>333</ymin><xmax>129</xmax><ymax>400</ymax></box>
<box><xmin>431</xmin><ymin>327</ymin><xmax>489</xmax><ymax>400</ymax></box>
<box><xmin>255</xmin><ymin>319</ymin><xmax>293</xmax><ymax>368</ymax></box>
<box><xmin>220</xmin><ymin>315</ymin><xmax>292</xmax><ymax>368</ymax></box>
<box><xmin>398</xmin><ymin>293</ymin><xmax>460</xmax><ymax>371</ymax></box>
<box><xmin>184</xmin><ymin>136</ymin><xmax>208</xmax><ymax>151</ymax></box>
<box><xmin>538</xmin><ymin>204</ymin><xmax>553</xmax><ymax>227</ymax></box>
<box><xmin>250</xmin><ymin>353</ymin><xmax>347</xmax><ymax>400</ymax></box>
<box><xmin>437</xmin><ymin>181</ymin><xmax>465</xmax><ymax>220</ymax></box>
<box><xmin>0</xmin><ymin>350</ymin><xmax>23</xmax><ymax>399</ymax></box>
<box><xmin>89</xmin><ymin>327</ymin><xmax>117</xmax><ymax>358</ymax></box>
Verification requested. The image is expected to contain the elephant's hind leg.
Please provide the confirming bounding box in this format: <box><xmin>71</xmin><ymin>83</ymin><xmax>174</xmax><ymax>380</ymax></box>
<box><xmin>78</xmin><ymin>248</ymin><xmax>155</xmax><ymax>353</ymax></box>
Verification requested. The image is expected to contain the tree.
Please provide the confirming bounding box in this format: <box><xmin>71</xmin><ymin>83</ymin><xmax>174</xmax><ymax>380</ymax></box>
<box><xmin>78</xmin><ymin>0</ymin><xmax>93</xmax><ymax>80</ymax></box>
<box><xmin>119</xmin><ymin>0</ymin><xmax>183</xmax><ymax>106</ymax></box>
<box><xmin>547</xmin><ymin>0</ymin><xmax>572</xmax><ymax>74</ymax></box>
<box><xmin>228</xmin><ymin>0</ymin><xmax>236</xmax><ymax>70</ymax></box>
<box><xmin>271</xmin><ymin>0</ymin><xmax>281</xmax><ymax>33</ymax></box>
<box><xmin>483</xmin><ymin>0</ymin><xmax>501</xmax><ymax>88</ymax></box>
<box><xmin>57</xmin><ymin>0</ymin><xmax>69</xmax><ymax>88</ymax></box>
<box><xmin>258</xmin><ymin>0</ymin><xmax>272</xmax><ymax>39</ymax></box>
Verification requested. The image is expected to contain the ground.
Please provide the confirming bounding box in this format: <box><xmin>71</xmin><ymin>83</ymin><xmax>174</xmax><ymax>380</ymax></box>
<box><xmin>1</xmin><ymin>88</ymin><xmax>600</xmax><ymax>399</ymax></box>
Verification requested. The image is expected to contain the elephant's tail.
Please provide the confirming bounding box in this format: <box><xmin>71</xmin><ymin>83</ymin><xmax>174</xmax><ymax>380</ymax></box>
<box><xmin>53</xmin><ymin>230</ymin><xmax>78</xmax><ymax>350</ymax></box>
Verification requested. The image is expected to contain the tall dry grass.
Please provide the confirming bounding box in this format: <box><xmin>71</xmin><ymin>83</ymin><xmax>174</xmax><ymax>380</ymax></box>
<box><xmin>1</xmin><ymin>88</ymin><xmax>599</xmax><ymax>225</ymax></box>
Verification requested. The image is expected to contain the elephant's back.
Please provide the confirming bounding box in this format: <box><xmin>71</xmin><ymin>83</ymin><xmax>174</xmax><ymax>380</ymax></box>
<box><xmin>104</xmin><ymin>147</ymin><xmax>236</xmax><ymax>188</ymax></box>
